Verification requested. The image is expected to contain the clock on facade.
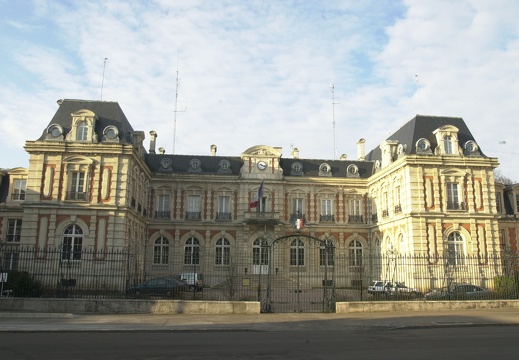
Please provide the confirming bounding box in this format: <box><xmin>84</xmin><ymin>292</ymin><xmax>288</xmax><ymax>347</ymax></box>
<box><xmin>257</xmin><ymin>161</ymin><xmax>267</xmax><ymax>170</ymax></box>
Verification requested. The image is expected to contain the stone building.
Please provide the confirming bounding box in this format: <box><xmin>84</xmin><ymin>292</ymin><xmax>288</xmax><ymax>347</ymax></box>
<box><xmin>1</xmin><ymin>98</ymin><xmax>518</xmax><ymax>298</ymax></box>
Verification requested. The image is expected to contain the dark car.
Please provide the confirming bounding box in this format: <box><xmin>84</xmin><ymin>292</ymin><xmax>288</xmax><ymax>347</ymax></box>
<box><xmin>127</xmin><ymin>277</ymin><xmax>188</xmax><ymax>298</ymax></box>
<box><xmin>425</xmin><ymin>284</ymin><xmax>491</xmax><ymax>300</ymax></box>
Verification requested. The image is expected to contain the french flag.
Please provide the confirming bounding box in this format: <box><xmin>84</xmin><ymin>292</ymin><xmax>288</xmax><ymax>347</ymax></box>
<box><xmin>249</xmin><ymin>180</ymin><xmax>264</xmax><ymax>209</ymax></box>
<box><xmin>294</xmin><ymin>218</ymin><xmax>304</xmax><ymax>230</ymax></box>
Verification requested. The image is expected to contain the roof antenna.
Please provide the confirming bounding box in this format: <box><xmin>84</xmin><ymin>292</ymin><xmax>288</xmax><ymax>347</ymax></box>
<box><xmin>100</xmin><ymin>57</ymin><xmax>108</xmax><ymax>101</ymax></box>
<box><xmin>330</xmin><ymin>83</ymin><xmax>340</xmax><ymax>160</ymax></box>
<box><xmin>173</xmin><ymin>51</ymin><xmax>187</xmax><ymax>154</ymax></box>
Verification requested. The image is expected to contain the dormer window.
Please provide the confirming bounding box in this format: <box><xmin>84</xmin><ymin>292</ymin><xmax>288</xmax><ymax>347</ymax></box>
<box><xmin>66</xmin><ymin>109</ymin><xmax>98</xmax><ymax>143</ymax></box>
<box><xmin>433</xmin><ymin>125</ymin><xmax>459</xmax><ymax>155</ymax></box>
<box><xmin>46</xmin><ymin>124</ymin><xmax>64</xmax><ymax>140</ymax></box>
<box><xmin>102</xmin><ymin>126</ymin><xmax>119</xmax><ymax>142</ymax></box>
<box><xmin>319</xmin><ymin>163</ymin><xmax>331</xmax><ymax>176</ymax></box>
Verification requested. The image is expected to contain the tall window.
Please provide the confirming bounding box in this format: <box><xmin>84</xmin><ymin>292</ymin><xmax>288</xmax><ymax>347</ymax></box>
<box><xmin>77</xmin><ymin>121</ymin><xmax>88</xmax><ymax>141</ymax></box>
<box><xmin>252</xmin><ymin>238</ymin><xmax>269</xmax><ymax>267</ymax></box>
<box><xmin>319</xmin><ymin>240</ymin><xmax>335</xmax><ymax>266</ymax></box>
<box><xmin>7</xmin><ymin>219</ymin><xmax>22</xmax><ymax>242</ymax></box>
<box><xmin>349</xmin><ymin>240</ymin><xmax>363</xmax><ymax>266</ymax></box>
<box><xmin>153</xmin><ymin>237</ymin><xmax>169</xmax><ymax>264</ymax></box>
<box><xmin>12</xmin><ymin>179</ymin><xmax>26</xmax><ymax>200</ymax></box>
<box><xmin>292</xmin><ymin>198</ymin><xmax>304</xmax><ymax>219</ymax></box>
<box><xmin>443</xmin><ymin>135</ymin><xmax>454</xmax><ymax>154</ymax></box>
<box><xmin>215</xmin><ymin>238</ymin><xmax>231</xmax><ymax>265</ymax></box>
<box><xmin>69</xmin><ymin>172</ymin><xmax>86</xmax><ymax>200</ymax></box>
<box><xmin>290</xmin><ymin>239</ymin><xmax>304</xmax><ymax>266</ymax></box>
<box><xmin>217</xmin><ymin>196</ymin><xmax>231</xmax><ymax>220</ymax></box>
<box><xmin>184</xmin><ymin>237</ymin><xmax>200</xmax><ymax>265</ymax></box>
<box><xmin>447</xmin><ymin>231</ymin><xmax>465</xmax><ymax>265</ymax></box>
<box><xmin>62</xmin><ymin>224</ymin><xmax>83</xmax><ymax>260</ymax></box>
<box><xmin>496</xmin><ymin>192</ymin><xmax>502</xmax><ymax>213</ymax></box>
<box><xmin>156</xmin><ymin>195</ymin><xmax>170</xmax><ymax>218</ymax></box>
<box><xmin>382</xmin><ymin>191</ymin><xmax>389</xmax><ymax>217</ymax></box>
<box><xmin>349</xmin><ymin>199</ymin><xmax>362</xmax><ymax>222</ymax></box>
<box><xmin>446</xmin><ymin>182</ymin><xmax>460</xmax><ymax>209</ymax></box>
<box><xmin>320</xmin><ymin>199</ymin><xmax>334</xmax><ymax>221</ymax></box>
<box><xmin>186</xmin><ymin>195</ymin><xmax>201</xmax><ymax>220</ymax></box>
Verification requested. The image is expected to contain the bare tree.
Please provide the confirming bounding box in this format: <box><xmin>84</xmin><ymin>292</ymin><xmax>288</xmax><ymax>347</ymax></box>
<box><xmin>494</xmin><ymin>169</ymin><xmax>515</xmax><ymax>185</ymax></box>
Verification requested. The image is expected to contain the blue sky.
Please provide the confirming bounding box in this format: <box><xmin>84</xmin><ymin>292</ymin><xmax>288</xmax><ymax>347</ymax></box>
<box><xmin>1</xmin><ymin>0</ymin><xmax>519</xmax><ymax>180</ymax></box>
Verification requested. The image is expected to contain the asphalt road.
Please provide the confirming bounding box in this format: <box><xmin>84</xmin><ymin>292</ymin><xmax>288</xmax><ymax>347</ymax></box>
<box><xmin>1</xmin><ymin>326</ymin><xmax>519</xmax><ymax>360</ymax></box>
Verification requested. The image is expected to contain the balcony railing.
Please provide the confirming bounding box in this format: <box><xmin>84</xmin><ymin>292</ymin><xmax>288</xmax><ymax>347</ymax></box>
<box><xmin>290</xmin><ymin>213</ymin><xmax>306</xmax><ymax>222</ymax></box>
<box><xmin>319</xmin><ymin>214</ymin><xmax>335</xmax><ymax>222</ymax></box>
<box><xmin>382</xmin><ymin>210</ymin><xmax>389</xmax><ymax>218</ymax></box>
<box><xmin>155</xmin><ymin>211</ymin><xmax>171</xmax><ymax>219</ymax></box>
<box><xmin>12</xmin><ymin>192</ymin><xmax>26</xmax><ymax>200</ymax></box>
<box><xmin>447</xmin><ymin>202</ymin><xmax>466</xmax><ymax>210</ymax></box>
<box><xmin>371</xmin><ymin>213</ymin><xmax>378</xmax><ymax>222</ymax></box>
<box><xmin>66</xmin><ymin>191</ymin><xmax>86</xmax><ymax>201</ymax></box>
<box><xmin>244</xmin><ymin>211</ymin><xmax>280</xmax><ymax>223</ymax></box>
<box><xmin>394</xmin><ymin>204</ymin><xmax>402</xmax><ymax>213</ymax></box>
<box><xmin>216</xmin><ymin>212</ymin><xmax>232</xmax><ymax>221</ymax></box>
<box><xmin>185</xmin><ymin>212</ymin><xmax>202</xmax><ymax>220</ymax></box>
<box><xmin>348</xmin><ymin>215</ymin><xmax>364</xmax><ymax>223</ymax></box>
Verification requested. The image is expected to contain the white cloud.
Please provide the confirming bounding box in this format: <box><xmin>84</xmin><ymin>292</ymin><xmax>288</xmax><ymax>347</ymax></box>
<box><xmin>1</xmin><ymin>0</ymin><xmax>518</xmax><ymax>181</ymax></box>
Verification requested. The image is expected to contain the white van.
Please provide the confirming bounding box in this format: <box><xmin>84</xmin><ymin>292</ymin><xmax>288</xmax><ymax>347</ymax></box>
<box><xmin>178</xmin><ymin>273</ymin><xmax>203</xmax><ymax>291</ymax></box>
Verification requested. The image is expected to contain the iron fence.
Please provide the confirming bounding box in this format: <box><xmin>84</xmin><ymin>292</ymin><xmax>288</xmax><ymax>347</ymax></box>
<box><xmin>1</xmin><ymin>245</ymin><xmax>518</xmax><ymax>305</ymax></box>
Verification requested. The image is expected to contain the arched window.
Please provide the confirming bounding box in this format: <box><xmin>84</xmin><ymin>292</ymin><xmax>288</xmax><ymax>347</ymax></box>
<box><xmin>77</xmin><ymin>121</ymin><xmax>88</xmax><ymax>141</ymax></box>
<box><xmin>215</xmin><ymin>238</ymin><xmax>230</xmax><ymax>265</ymax></box>
<box><xmin>319</xmin><ymin>240</ymin><xmax>335</xmax><ymax>266</ymax></box>
<box><xmin>153</xmin><ymin>236</ymin><xmax>169</xmax><ymax>264</ymax></box>
<box><xmin>62</xmin><ymin>224</ymin><xmax>83</xmax><ymax>260</ymax></box>
<box><xmin>184</xmin><ymin>237</ymin><xmax>200</xmax><ymax>265</ymax></box>
<box><xmin>252</xmin><ymin>238</ymin><xmax>269</xmax><ymax>267</ymax></box>
<box><xmin>447</xmin><ymin>231</ymin><xmax>465</xmax><ymax>265</ymax></box>
<box><xmin>290</xmin><ymin>239</ymin><xmax>304</xmax><ymax>266</ymax></box>
<box><xmin>349</xmin><ymin>240</ymin><xmax>363</xmax><ymax>266</ymax></box>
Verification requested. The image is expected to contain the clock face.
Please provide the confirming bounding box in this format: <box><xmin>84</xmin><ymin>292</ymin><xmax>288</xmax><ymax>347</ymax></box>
<box><xmin>257</xmin><ymin>161</ymin><xmax>267</xmax><ymax>170</ymax></box>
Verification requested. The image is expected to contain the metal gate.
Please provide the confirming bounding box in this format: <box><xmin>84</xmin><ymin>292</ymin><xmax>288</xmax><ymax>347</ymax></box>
<box><xmin>258</xmin><ymin>234</ymin><xmax>335</xmax><ymax>313</ymax></box>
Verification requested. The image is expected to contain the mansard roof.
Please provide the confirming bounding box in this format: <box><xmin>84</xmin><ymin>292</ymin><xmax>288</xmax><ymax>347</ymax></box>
<box><xmin>37</xmin><ymin>99</ymin><xmax>136</xmax><ymax>145</ymax></box>
<box><xmin>365</xmin><ymin>115</ymin><xmax>484</xmax><ymax>161</ymax></box>
<box><xmin>145</xmin><ymin>154</ymin><xmax>243</xmax><ymax>175</ymax></box>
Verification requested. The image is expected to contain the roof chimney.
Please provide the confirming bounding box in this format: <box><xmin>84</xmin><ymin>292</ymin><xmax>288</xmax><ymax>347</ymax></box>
<box><xmin>158</xmin><ymin>147</ymin><xmax>165</xmax><ymax>154</ymax></box>
<box><xmin>210</xmin><ymin>144</ymin><xmax>217</xmax><ymax>156</ymax></box>
<box><xmin>291</xmin><ymin>147</ymin><xmax>300</xmax><ymax>159</ymax></box>
<box><xmin>149</xmin><ymin>130</ymin><xmax>157</xmax><ymax>154</ymax></box>
<box><xmin>357</xmin><ymin>138</ymin><xmax>366</xmax><ymax>161</ymax></box>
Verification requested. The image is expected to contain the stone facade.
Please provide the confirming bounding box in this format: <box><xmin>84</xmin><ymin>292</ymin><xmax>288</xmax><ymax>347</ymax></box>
<box><xmin>1</xmin><ymin>99</ymin><xmax>518</xmax><ymax>291</ymax></box>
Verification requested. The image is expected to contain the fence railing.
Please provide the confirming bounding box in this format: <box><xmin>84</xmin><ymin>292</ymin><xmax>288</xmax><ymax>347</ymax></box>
<box><xmin>1</xmin><ymin>245</ymin><xmax>518</xmax><ymax>301</ymax></box>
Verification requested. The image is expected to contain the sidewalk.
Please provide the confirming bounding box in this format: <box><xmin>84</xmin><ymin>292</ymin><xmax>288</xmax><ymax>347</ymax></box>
<box><xmin>1</xmin><ymin>308</ymin><xmax>519</xmax><ymax>332</ymax></box>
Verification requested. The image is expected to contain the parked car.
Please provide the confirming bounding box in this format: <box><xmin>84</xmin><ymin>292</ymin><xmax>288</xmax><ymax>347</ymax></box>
<box><xmin>368</xmin><ymin>280</ymin><xmax>391</xmax><ymax>296</ymax></box>
<box><xmin>368</xmin><ymin>280</ymin><xmax>421</xmax><ymax>299</ymax></box>
<box><xmin>126</xmin><ymin>277</ymin><xmax>188</xmax><ymax>298</ymax></box>
<box><xmin>425</xmin><ymin>284</ymin><xmax>491</xmax><ymax>300</ymax></box>
<box><xmin>390</xmin><ymin>282</ymin><xmax>422</xmax><ymax>299</ymax></box>
<box><xmin>176</xmin><ymin>273</ymin><xmax>203</xmax><ymax>291</ymax></box>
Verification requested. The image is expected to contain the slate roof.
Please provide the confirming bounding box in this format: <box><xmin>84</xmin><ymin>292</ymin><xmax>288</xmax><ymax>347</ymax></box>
<box><xmin>0</xmin><ymin>169</ymin><xmax>8</xmax><ymax>203</ymax></box>
<box><xmin>145</xmin><ymin>154</ymin><xmax>243</xmax><ymax>176</ymax></box>
<box><xmin>37</xmin><ymin>99</ymin><xmax>136</xmax><ymax>145</ymax></box>
<box><xmin>365</xmin><ymin>115</ymin><xmax>485</xmax><ymax>161</ymax></box>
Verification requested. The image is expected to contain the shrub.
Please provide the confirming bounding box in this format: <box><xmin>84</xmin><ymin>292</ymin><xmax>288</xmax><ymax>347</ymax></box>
<box><xmin>6</xmin><ymin>271</ymin><xmax>42</xmax><ymax>297</ymax></box>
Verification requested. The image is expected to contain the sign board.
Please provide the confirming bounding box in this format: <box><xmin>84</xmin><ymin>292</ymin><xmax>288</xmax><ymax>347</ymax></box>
<box><xmin>0</xmin><ymin>272</ymin><xmax>7</xmax><ymax>283</ymax></box>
